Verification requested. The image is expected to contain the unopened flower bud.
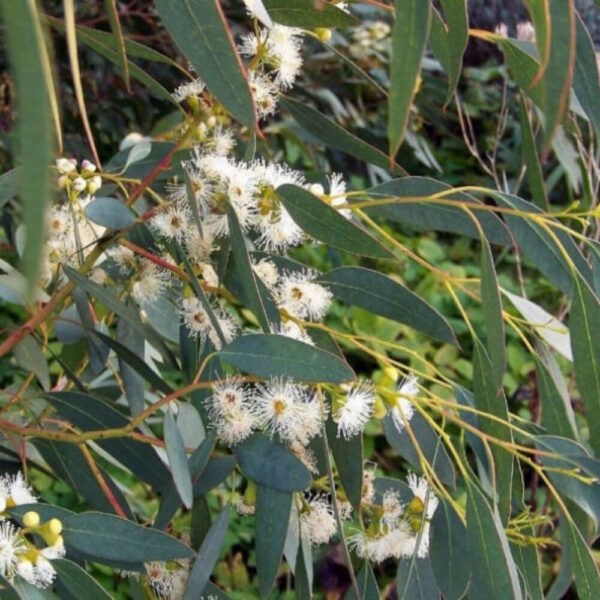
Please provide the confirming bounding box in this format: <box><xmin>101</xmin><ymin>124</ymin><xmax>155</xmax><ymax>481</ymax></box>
<box><xmin>380</xmin><ymin>366</ymin><xmax>399</xmax><ymax>389</ymax></box>
<box><xmin>58</xmin><ymin>175</ymin><xmax>69</xmax><ymax>189</ymax></box>
<box><xmin>80</xmin><ymin>159</ymin><xmax>96</xmax><ymax>174</ymax></box>
<box><xmin>315</xmin><ymin>27</ymin><xmax>332</xmax><ymax>42</ymax></box>
<box><xmin>23</xmin><ymin>511</ymin><xmax>40</xmax><ymax>528</ymax></box>
<box><xmin>73</xmin><ymin>177</ymin><xmax>87</xmax><ymax>192</ymax></box>
<box><xmin>56</xmin><ymin>158</ymin><xmax>76</xmax><ymax>174</ymax></box>
<box><xmin>87</xmin><ymin>175</ymin><xmax>102</xmax><ymax>194</ymax></box>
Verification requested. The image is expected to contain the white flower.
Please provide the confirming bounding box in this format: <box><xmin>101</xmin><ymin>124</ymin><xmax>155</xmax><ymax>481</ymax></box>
<box><xmin>300</xmin><ymin>496</ymin><xmax>336</xmax><ymax>546</ymax></box>
<box><xmin>276</xmin><ymin>270</ymin><xmax>332</xmax><ymax>321</ymax></box>
<box><xmin>336</xmin><ymin>381</ymin><xmax>375</xmax><ymax>439</ymax></box>
<box><xmin>266</xmin><ymin>25</ymin><xmax>304</xmax><ymax>89</ymax></box>
<box><xmin>276</xmin><ymin>320</ymin><xmax>314</xmax><ymax>346</ymax></box>
<box><xmin>327</xmin><ymin>173</ymin><xmax>352</xmax><ymax>219</ymax></box>
<box><xmin>238</xmin><ymin>32</ymin><xmax>260</xmax><ymax>58</ymax></box>
<box><xmin>0</xmin><ymin>472</ymin><xmax>38</xmax><ymax>507</ymax></box>
<box><xmin>16</xmin><ymin>543</ymin><xmax>65</xmax><ymax>589</ymax></box>
<box><xmin>248</xmin><ymin>71</ymin><xmax>279</xmax><ymax>119</ymax></box>
<box><xmin>151</xmin><ymin>202</ymin><xmax>191</xmax><ymax>243</ymax></box>
<box><xmin>381</xmin><ymin>490</ymin><xmax>403</xmax><ymax>528</ymax></box>
<box><xmin>204</xmin><ymin>376</ymin><xmax>257</xmax><ymax>445</ymax></box>
<box><xmin>0</xmin><ymin>522</ymin><xmax>25</xmax><ymax>579</ymax></box>
<box><xmin>211</xmin><ymin>127</ymin><xmax>236</xmax><ymax>156</ymax></box>
<box><xmin>186</xmin><ymin>228</ymin><xmax>215</xmax><ymax>264</ymax></box>
<box><xmin>180</xmin><ymin>297</ymin><xmax>238</xmax><ymax>349</ymax></box>
<box><xmin>349</xmin><ymin>523</ymin><xmax>413</xmax><ymax>563</ymax></box>
<box><xmin>390</xmin><ymin>375</ymin><xmax>418</xmax><ymax>433</ymax></box>
<box><xmin>255</xmin><ymin>205</ymin><xmax>304</xmax><ymax>252</ymax></box>
<box><xmin>252</xmin><ymin>377</ymin><xmax>321</xmax><ymax>444</ymax></box>
<box><xmin>171</xmin><ymin>78</ymin><xmax>206</xmax><ymax>103</ymax></box>
<box><xmin>407</xmin><ymin>473</ymin><xmax>439</xmax><ymax>521</ymax></box>
<box><xmin>106</xmin><ymin>245</ymin><xmax>135</xmax><ymax>272</ymax></box>
<box><xmin>252</xmin><ymin>258</ymin><xmax>279</xmax><ymax>291</ymax></box>
<box><xmin>146</xmin><ymin>561</ymin><xmax>174</xmax><ymax>598</ymax></box>
<box><xmin>131</xmin><ymin>261</ymin><xmax>169</xmax><ymax>306</ymax></box>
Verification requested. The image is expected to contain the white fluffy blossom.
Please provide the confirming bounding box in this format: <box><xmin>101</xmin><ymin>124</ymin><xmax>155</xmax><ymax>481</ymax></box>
<box><xmin>0</xmin><ymin>522</ymin><xmax>25</xmax><ymax>579</ymax></box>
<box><xmin>180</xmin><ymin>296</ymin><xmax>238</xmax><ymax>349</ymax></box>
<box><xmin>151</xmin><ymin>202</ymin><xmax>191</xmax><ymax>243</ymax></box>
<box><xmin>300</xmin><ymin>496</ymin><xmax>337</xmax><ymax>546</ymax></box>
<box><xmin>0</xmin><ymin>472</ymin><xmax>37</xmax><ymax>511</ymax></box>
<box><xmin>335</xmin><ymin>381</ymin><xmax>375</xmax><ymax>439</ymax></box>
<box><xmin>131</xmin><ymin>261</ymin><xmax>170</xmax><ymax>306</ymax></box>
<box><xmin>276</xmin><ymin>270</ymin><xmax>332</xmax><ymax>321</ymax></box>
<box><xmin>390</xmin><ymin>375</ymin><xmax>418</xmax><ymax>433</ymax></box>
<box><xmin>171</xmin><ymin>78</ymin><xmax>206</xmax><ymax>103</ymax></box>
<box><xmin>204</xmin><ymin>377</ymin><xmax>257</xmax><ymax>445</ymax></box>
<box><xmin>252</xmin><ymin>377</ymin><xmax>321</xmax><ymax>444</ymax></box>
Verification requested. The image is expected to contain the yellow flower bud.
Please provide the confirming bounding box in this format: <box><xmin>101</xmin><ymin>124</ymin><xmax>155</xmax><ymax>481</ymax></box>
<box><xmin>23</xmin><ymin>511</ymin><xmax>40</xmax><ymax>528</ymax></box>
<box><xmin>243</xmin><ymin>481</ymin><xmax>257</xmax><ymax>506</ymax></box>
<box><xmin>47</xmin><ymin>518</ymin><xmax>62</xmax><ymax>536</ymax></box>
<box><xmin>372</xmin><ymin>395</ymin><xmax>387</xmax><ymax>419</ymax></box>
<box><xmin>315</xmin><ymin>28</ymin><xmax>332</xmax><ymax>42</ymax></box>
<box><xmin>380</xmin><ymin>366</ymin><xmax>399</xmax><ymax>389</ymax></box>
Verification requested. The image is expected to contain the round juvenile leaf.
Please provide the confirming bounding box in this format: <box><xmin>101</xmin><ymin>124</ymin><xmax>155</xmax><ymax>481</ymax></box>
<box><xmin>84</xmin><ymin>197</ymin><xmax>136</xmax><ymax>229</ymax></box>
<box><xmin>220</xmin><ymin>334</ymin><xmax>355</xmax><ymax>383</ymax></box>
<box><xmin>63</xmin><ymin>512</ymin><xmax>194</xmax><ymax>563</ymax></box>
<box><xmin>234</xmin><ymin>434</ymin><xmax>311</xmax><ymax>492</ymax></box>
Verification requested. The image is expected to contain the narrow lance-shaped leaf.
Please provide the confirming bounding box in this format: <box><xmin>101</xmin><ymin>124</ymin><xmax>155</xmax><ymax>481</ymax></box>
<box><xmin>220</xmin><ymin>334</ymin><xmax>355</xmax><ymax>384</ymax></box>
<box><xmin>536</xmin><ymin>0</ymin><xmax>575</xmax><ymax>149</ymax></box>
<box><xmin>281</xmin><ymin>97</ymin><xmax>407</xmax><ymax>176</ymax></box>
<box><xmin>255</xmin><ymin>487</ymin><xmax>293</xmax><ymax>599</ymax></box>
<box><xmin>277</xmin><ymin>185</ymin><xmax>392</xmax><ymax>259</ymax></box>
<box><xmin>466</xmin><ymin>484</ymin><xmax>522</xmax><ymax>600</ymax></box>
<box><xmin>429</xmin><ymin>500</ymin><xmax>470</xmax><ymax>600</ymax></box>
<box><xmin>318</xmin><ymin>266</ymin><xmax>458</xmax><ymax>346</ymax></box>
<box><xmin>104</xmin><ymin>0</ymin><xmax>130</xmax><ymax>91</ymax></box>
<box><xmin>63</xmin><ymin>512</ymin><xmax>194</xmax><ymax>563</ymax></box>
<box><xmin>570</xmin><ymin>274</ymin><xmax>600</xmax><ymax>456</ymax></box>
<box><xmin>184</xmin><ymin>505</ymin><xmax>230</xmax><ymax>599</ymax></box>
<box><xmin>388</xmin><ymin>0</ymin><xmax>431</xmax><ymax>157</ymax></box>
<box><xmin>263</xmin><ymin>0</ymin><xmax>356</xmax><ymax>27</ymax></box>
<box><xmin>429</xmin><ymin>0</ymin><xmax>468</xmax><ymax>101</ymax></box>
<box><xmin>562</xmin><ymin>514</ymin><xmax>600</xmax><ymax>600</ymax></box>
<box><xmin>54</xmin><ymin>559</ymin><xmax>113</xmax><ymax>600</ymax></box>
<box><xmin>164</xmin><ymin>411</ymin><xmax>194</xmax><ymax>509</ymax></box>
<box><xmin>155</xmin><ymin>0</ymin><xmax>256</xmax><ymax>130</ymax></box>
<box><xmin>573</xmin><ymin>14</ymin><xmax>600</xmax><ymax>137</ymax></box>
<box><xmin>519</xmin><ymin>97</ymin><xmax>548</xmax><ymax>210</ymax></box>
<box><xmin>480</xmin><ymin>239</ymin><xmax>506</xmax><ymax>388</ymax></box>
<box><xmin>472</xmin><ymin>338</ymin><xmax>514</xmax><ymax>523</ymax></box>
<box><xmin>0</xmin><ymin>0</ymin><xmax>54</xmax><ymax>290</ymax></box>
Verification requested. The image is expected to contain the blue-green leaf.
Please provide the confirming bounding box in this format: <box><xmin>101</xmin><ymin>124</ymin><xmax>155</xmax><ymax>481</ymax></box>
<box><xmin>220</xmin><ymin>334</ymin><xmax>355</xmax><ymax>383</ymax></box>
<box><xmin>155</xmin><ymin>0</ymin><xmax>256</xmax><ymax>129</ymax></box>
<box><xmin>318</xmin><ymin>266</ymin><xmax>458</xmax><ymax>346</ymax></box>
<box><xmin>85</xmin><ymin>197</ymin><xmax>136</xmax><ymax>229</ymax></box>
<box><xmin>234</xmin><ymin>435</ymin><xmax>311</xmax><ymax>492</ymax></box>
<box><xmin>164</xmin><ymin>411</ymin><xmax>193</xmax><ymax>509</ymax></box>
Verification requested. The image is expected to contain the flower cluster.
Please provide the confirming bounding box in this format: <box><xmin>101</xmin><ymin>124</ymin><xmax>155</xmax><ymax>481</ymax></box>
<box><xmin>239</xmin><ymin>3</ymin><xmax>304</xmax><ymax>118</ymax></box>
<box><xmin>0</xmin><ymin>473</ymin><xmax>65</xmax><ymax>588</ymax></box>
<box><xmin>42</xmin><ymin>159</ymin><xmax>104</xmax><ymax>285</ymax></box>
<box><xmin>349</xmin><ymin>473</ymin><xmax>439</xmax><ymax>563</ymax></box>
